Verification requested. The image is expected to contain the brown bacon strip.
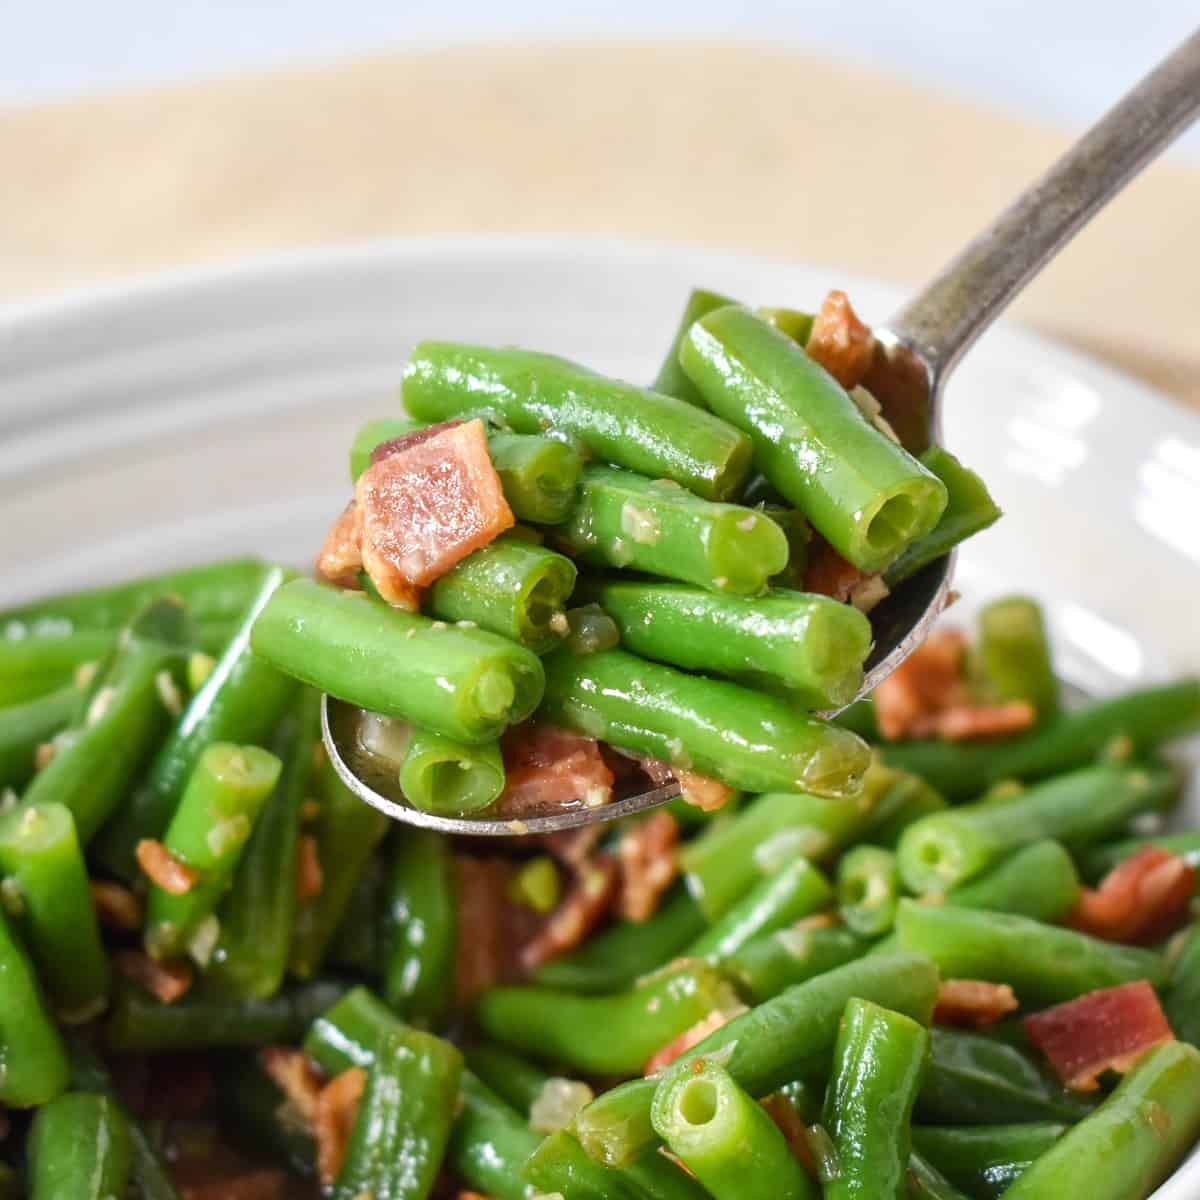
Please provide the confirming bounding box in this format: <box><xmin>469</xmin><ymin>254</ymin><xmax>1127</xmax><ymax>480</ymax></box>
<box><xmin>806</xmin><ymin>290</ymin><xmax>876</xmax><ymax>390</ymax></box>
<box><xmin>1068</xmin><ymin>847</ymin><xmax>1196</xmax><ymax>945</ymax></box>
<box><xmin>89</xmin><ymin>879</ymin><xmax>143</xmax><ymax>931</ymax></box>
<box><xmin>258</xmin><ymin>1046</ymin><xmax>322</xmax><ymax>1125</ymax></box>
<box><xmin>519</xmin><ymin>854</ymin><xmax>619</xmax><ymax>971</ymax></box>
<box><xmin>933</xmin><ymin>979</ymin><xmax>1019</xmax><ymax>1029</ymax></box>
<box><xmin>314</xmin><ymin>1067</ymin><xmax>366</xmax><ymax>1186</ymax></box>
<box><xmin>135</xmin><ymin>838</ymin><xmax>198</xmax><ymax>896</ymax></box>
<box><xmin>497</xmin><ymin>725</ymin><xmax>614</xmax><ymax>817</ymax></box>
<box><xmin>114</xmin><ymin>950</ymin><xmax>193</xmax><ymax>1004</ymax></box>
<box><xmin>295</xmin><ymin>833</ymin><xmax>324</xmax><ymax>901</ymax></box>
<box><xmin>180</xmin><ymin>1171</ymin><xmax>289</xmax><ymax>1200</ymax></box>
<box><xmin>644</xmin><ymin>1009</ymin><xmax>738</xmax><ymax>1075</ymax></box>
<box><xmin>315</xmin><ymin>501</ymin><xmax>364</xmax><ymax>589</ymax></box>
<box><xmin>616</xmin><ymin>811</ymin><xmax>679</xmax><ymax>923</ymax></box>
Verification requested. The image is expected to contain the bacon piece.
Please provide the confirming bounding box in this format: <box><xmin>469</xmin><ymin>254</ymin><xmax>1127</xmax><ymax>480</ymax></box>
<box><xmin>180</xmin><ymin>1171</ymin><xmax>289</xmax><ymax>1200</ymax></box>
<box><xmin>1068</xmin><ymin>848</ymin><xmax>1196</xmax><ymax>945</ymax></box>
<box><xmin>803</xmin><ymin>536</ymin><xmax>874</xmax><ymax>605</ymax></box>
<box><xmin>90</xmin><ymin>879</ymin><xmax>143</xmax><ymax>931</ymax></box>
<box><xmin>295</xmin><ymin>833</ymin><xmax>324</xmax><ymax>901</ymax></box>
<box><xmin>519</xmin><ymin>855</ymin><xmax>619</xmax><ymax>971</ymax></box>
<box><xmin>617</xmin><ymin>811</ymin><xmax>679</xmax><ymax>923</ymax></box>
<box><xmin>135</xmin><ymin>838</ymin><xmax>198</xmax><ymax>896</ymax></box>
<box><xmin>114</xmin><ymin>950</ymin><xmax>193</xmax><ymax>1004</ymax></box>
<box><xmin>314</xmin><ymin>1067</ymin><xmax>366</xmax><ymax>1186</ymax></box>
<box><xmin>760</xmin><ymin>1094</ymin><xmax>817</xmax><ymax>1176</ymax></box>
<box><xmin>677</xmin><ymin>768</ymin><xmax>738</xmax><ymax>813</ymax></box>
<box><xmin>454</xmin><ymin>857</ymin><xmax>538</xmax><ymax>1006</ymax></box>
<box><xmin>644</xmin><ymin>1010</ymin><xmax>738</xmax><ymax>1075</ymax></box>
<box><xmin>258</xmin><ymin>1046</ymin><xmax>322</xmax><ymax>1125</ymax></box>
<box><xmin>537</xmin><ymin>824</ymin><xmax>603</xmax><ymax>867</ymax></box>
<box><xmin>368</xmin><ymin>419</ymin><xmax>466</xmax><ymax>466</ymax></box>
<box><xmin>498</xmin><ymin>725</ymin><xmax>615</xmax><ymax>817</ymax></box>
<box><xmin>1024</xmin><ymin>981</ymin><xmax>1174</xmax><ymax>1091</ymax></box>
<box><xmin>934</xmin><ymin>979</ymin><xmax>1019</xmax><ymax>1029</ymax></box>
<box><xmin>806</xmin><ymin>290</ymin><xmax>876</xmax><ymax>390</ymax></box>
<box><xmin>356</xmin><ymin>417</ymin><xmax>513</xmax><ymax>605</ymax></box>
<box><xmin>316</xmin><ymin>501</ymin><xmax>363</xmax><ymax>589</ymax></box>
<box><xmin>927</xmin><ymin>701</ymin><xmax>1037</xmax><ymax>741</ymax></box>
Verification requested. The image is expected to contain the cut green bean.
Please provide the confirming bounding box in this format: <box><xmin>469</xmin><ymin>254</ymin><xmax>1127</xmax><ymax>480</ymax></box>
<box><xmin>464</xmin><ymin>1041</ymin><xmax>555</xmax><ymax>1116</ymax></box>
<box><xmin>403</xmin><ymin>341</ymin><xmax>754</xmax><ymax>500</ymax></box>
<box><xmin>0</xmin><ymin>803</ymin><xmax>109</xmax><ymax>1021</ymax></box>
<box><xmin>541</xmin><ymin>645</ymin><xmax>870</xmax><ymax>798</ymax></box>
<box><xmin>0</xmin><ymin>684</ymin><xmax>80</xmax><ymax>791</ymax></box>
<box><xmin>304</xmin><ymin>986</ymin><xmax>398</xmax><ymax>1073</ymax></box>
<box><xmin>907</xmin><ymin>1151</ymin><xmax>972</xmax><ymax>1200</ymax></box>
<box><xmin>895</xmin><ymin>901</ymin><xmax>1166</xmax><ymax>1006</ymax></box>
<box><xmin>399</xmin><ymin>728</ymin><xmax>505</xmax><ymax>815</ymax></box>
<box><xmin>450</xmin><ymin>1072</ymin><xmax>543</xmax><ymax>1200</ymax></box>
<box><xmin>969</xmin><ymin>595</ymin><xmax>1058</xmax><ymax>719</ymax></box>
<box><xmin>837</xmin><ymin>845</ymin><xmax>901</xmax><ymax>937</ymax></box>
<box><xmin>0</xmin><ymin>627</ymin><xmax>114</xmax><ymax>705</ymax></box>
<box><xmin>860</xmin><ymin>768</ymin><xmax>946</xmax><ymax>847</ymax></box>
<box><xmin>756</xmin><ymin>306</ymin><xmax>815</xmax><ymax>345</ymax></box>
<box><xmin>1167</xmin><ymin>920</ymin><xmax>1200</xmax><ymax>1047</ymax></box>
<box><xmin>28</xmin><ymin>1091</ymin><xmax>131</xmax><ymax>1200</ymax></box>
<box><xmin>681</xmin><ymin>305</ymin><xmax>947</xmax><ymax>571</ymax></box>
<box><xmin>250</xmin><ymin>579</ymin><xmax>543</xmax><ymax>743</ymax></box>
<box><xmin>324</xmin><ymin>852</ymin><xmax>384</xmax><ymax>977</ymax></box>
<box><xmin>585</xmin><ymin>580</ymin><xmax>871</xmax><ymax>708</ymax></box>
<box><xmin>1080</xmin><ymin>830</ymin><xmax>1200</xmax><ymax>882</ymax></box>
<box><xmin>912</xmin><ymin>1123</ymin><xmax>1066</xmax><ymax>1199</ymax></box>
<box><xmin>652</xmin><ymin>1059</ymin><xmax>818</xmax><ymax>1199</ymax></box>
<box><xmin>724</xmin><ymin>924</ymin><xmax>869</xmax><ymax>1003</ymax></box>
<box><xmin>942</xmin><ymin>840</ymin><xmax>1080</xmax><ymax>920</ymax></box>
<box><xmin>759</xmin><ymin>503</ymin><xmax>813</xmax><ymax>588</ymax></box>
<box><xmin>428</xmin><ymin>537</ymin><xmax>577</xmax><ymax>654</ymax></box>
<box><xmin>823</xmin><ymin>998</ymin><xmax>930</xmax><ymax>1200</ymax></box>
<box><xmin>653</xmin><ymin>287</ymin><xmax>739</xmax><ymax>405</ymax></box>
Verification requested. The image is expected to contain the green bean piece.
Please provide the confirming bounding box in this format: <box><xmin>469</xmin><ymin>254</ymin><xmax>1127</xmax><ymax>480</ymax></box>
<box><xmin>823</xmin><ymin>998</ymin><xmax>930</xmax><ymax>1200</ymax></box>
<box><xmin>860</xmin><ymin>769</ymin><xmax>946</xmax><ymax>847</ymax></box>
<box><xmin>911</xmin><ymin>1123</ymin><xmax>1067</xmax><ymax>1198</ymax></box>
<box><xmin>0</xmin><ymin>903</ymin><xmax>68</xmax><ymax>1106</ymax></box>
<box><xmin>216</xmin><ymin>1054</ymin><xmax>317</xmax><ymax>1177</ymax></box>
<box><xmin>450</xmin><ymin>1072</ymin><xmax>543</xmax><ymax>1200</ymax></box>
<box><xmin>756</xmin><ymin>305</ymin><xmax>815</xmax><ymax>345</ymax></box>
<box><xmin>398</xmin><ymin>728</ymin><xmax>505</xmax><ymax>815</ymax></box>
<box><xmin>837</xmin><ymin>845</ymin><xmax>901</xmax><ymax>937</ymax></box>
<box><xmin>105</xmin><ymin>977</ymin><xmax>344</xmax><ymax>1052</ymax></box>
<box><xmin>573</xmin><ymin>953</ymin><xmax>938</xmax><ymax>1167</ymax></box>
<box><xmin>324</xmin><ymin>852</ymin><xmax>384</xmax><ymax>977</ymax></box>
<box><xmin>760</xmin><ymin>503</ymin><xmax>813</xmax><ymax>588</ymax></box>
<box><xmin>0</xmin><ymin>684</ymin><xmax>80</xmax><ymax>790</ymax></box>
<box><xmin>304</xmin><ymin>986</ymin><xmax>397</xmax><ymax>1073</ymax></box>
<box><xmin>94</xmin><ymin>567</ymin><xmax>297</xmax><ymax>879</ymax></box>
<box><xmin>687</xmin><ymin>858</ymin><xmax>834</xmax><ymax>958</ymax></box>
<box><xmin>477</xmin><ymin>959</ymin><xmax>741</xmax><ymax>1077</ymax></box>
<box><xmin>907</xmin><ymin>1151</ymin><xmax>973</xmax><ymax>1200</ymax></box>
<box><xmin>380</xmin><ymin>828</ymin><xmax>457</xmax><ymax>1024</ymax></box>
<box><xmin>486</xmin><ymin>429</ymin><xmax>585</xmax><ymax>524</ymax></box>
<box><xmin>968</xmin><ymin>595</ymin><xmax>1058</xmax><ymax>719</ymax></box>
<box><xmin>290</xmin><ymin>752</ymin><xmax>389</xmax><ymax>979</ymax></box>
<box><xmin>464</xmin><ymin>1041</ymin><xmax>554</xmax><ymax>1115</ymax></box>
<box><xmin>332</xmin><ymin>1026</ymin><xmax>463</xmax><ymax>1200</ymax></box>
<box><xmin>250</xmin><ymin>579</ymin><xmax>543</xmax><ymax>743</ymax></box>
<box><xmin>724</xmin><ymin>924</ymin><xmax>868</xmax><ymax>1002</ymax></box>
<box><xmin>531</xmin><ymin>885</ymin><xmax>707</xmax><ymax>993</ymax></box>
<box><xmin>652</xmin><ymin>1059</ymin><xmax>818</xmax><ymax>1200</ymax></box>
<box><xmin>1001</xmin><ymin>1040</ymin><xmax>1200</xmax><ymax>1199</ymax></box>
<box><xmin>653</xmin><ymin>287</ymin><xmax>739</xmax><ymax>405</ymax></box>
<box><xmin>1167</xmin><ymin>921</ymin><xmax>1200</xmax><ymax>1047</ymax></box>
<box><xmin>560</xmin><ymin>466</ymin><xmax>789</xmax><ymax>595</ymax></box>
<box><xmin>881</xmin><ymin>679</ymin><xmax>1200</xmax><ymax>800</ymax></box>
<box><xmin>0</xmin><ymin>628</ymin><xmax>113</xmax><ymax>706</ymax></box>
<box><xmin>585</xmin><ymin>580</ymin><xmax>871</xmax><ymax>709</ymax></box>
<box><xmin>28</xmin><ymin>1091</ymin><xmax>131</xmax><ymax>1200</ymax></box>
<box><xmin>897</xmin><ymin>763</ymin><xmax>1174</xmax><ymax>894</ymax></box>
<box><xmin>895</xmin><ymin>901</ymin><xmax>1166</xmax><ymax>1006</ymax></box>
<box><xmin>428</xmin><ymin>537</ymin><xmax>577</xmax><ymax>654</ymax></box>
<box><xmin>942</xmin><ymin>840</ymin><xmax>1080</xmax><ymax>920</ymax></box>
<box><xmin>403</xmin><ymin>341</ymin><xmax>754</xmax><ymax>501</ymax></box>
<box><xmin>206</xmin><ymin>695</ymin><xmax>319</xmax><ymax>996</ymax></box>
<box><xmin>1080</xmin><ymin>830</ymin><xmax>1200</xmax><ymax>882</ymax></box>
<box><xmin>0</xmin><ymin>803</ymin><xmax>109</xmax><ymax>1021</ymax></box>
<box><xmin>541</xmin><ymin>645</ymin><xmax>870</xmax><ymax>798</ymax></box>
<box><xmin>917</xmin><ymin>1028</ymin><xmax>1097</xmax><ymax>1126</ymax></box>
<box><xmin>143</xmin><ymin>742</ymin><xmax>281</xmax><ymax>962</ymax></box>
<box><xmin>884</xmin><ymin>446</ymin><xmax>1001</xmax><ymax>586</ymax></box>
<box><xmin>680</xmin><ymin>305</ymin><xmax>947</xmax><ymax>571</ymax></box>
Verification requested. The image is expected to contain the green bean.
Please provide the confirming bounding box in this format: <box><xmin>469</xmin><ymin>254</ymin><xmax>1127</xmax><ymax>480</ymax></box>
<box><xmin>884</xmin><ymin>446</ymin><xmax>1001</xmax><ymax>586</ymax></box>
<box><xmin>250</xmin><ymin>579</ymin><xmax>543</xmax><ymax>743</ymax></box>
<box><xmin>450</xmin><ymin>1072</ymin><xmax>542</xmax><ymax>1200</ymax></box>
<box><xmin>205</xmin><ymin>695</ymin><xmax>318</xmax><ymax>997</ymax></box>
<box><xmin>94</xmin><ymin>567</ymin><xmax>297</xmax><ymax>878</ymax></box>
<box><xmin>398</xmin><ymin>727</ymin><xmax>505</xmax><ymax>815</ymax></box>
<box><xmin>324</xmin><ymin>853</ymin><xmax>384</xmax><ymax>977</ymax></box>
<box><xmin>942</xmin><ymin>840</ymin><xmax>1080</xmax><ymax>920</ymax></box>
<box><xmin>403</xmin><ymin>341</ymin><xmax>754</xmax><ymax>501</ymax></box>
<box><xmin>560</xmin><ymin>466</ymin><xmax>789</xmax><ymax>595</ymax></box>
<box><xmin>0</xmin><ymin>627</ymin><xmax>113</xmax><ymax>706</ymax></box>
<box><xmin>653</xmin><ymin>287</ymin><xmax>739</xmax><ymax>405</ymax></box>
<box><xmin>823</xmin><ymin>998</ymin><xmax>930</xmax><ymax>1200</ymax></box>
<box><xmin>881</xmin><ymin>679</ymin><xmax>1200</xmax><ymax>800</ymax></box>
<box><xmin>1167</xmin><ymin>920</ymin><xmax>1200</xmax><ymax>1047</ymax></box>
<box><xmin>1080</xmin><ymin>830</ymin><xmax>1200</xmax><ymax>882</ymax></box>
<box><xmin>680</xmin><ymin>305</ymin><xmax>947</xmax><ymax>571</ymax></box>
<box><xmin>652</xmin><ymin>1059</ymin><xmax>818</xmax><ymax>1199</ymax></box>
<box><xmin>429</xmin><ymin>537</ymin><xmax>577</xmax><ymax>654</ymax></box>
<box><xmin>290</xmin><ymin>751</ymin><xmax>389</xmax><ymax>979</ymax></box>
<box><xmin>861</xmin><ymin>769</ymin><xmax>946</xmax><ymax>847</ymax></box>
<box><xmin>0</xmin><ymin>684</ymin><xmax>80</xmax><ymax>790</ymax></box>
<box><xmin>0</xmin><ymin>803</ymin><xmax>109</xmax><ymax>1021</ymax></box>
<box><xmin>896</xmin><ymin>763</ymin><xmax>1173</xmax><ymax>893</ymax></box>
<box><xmin>531</xmin><ymin>885</ymin><xmax>707</xmax><ymax>993</ymax></box>
<box><xmin>584</xmin><ymin>580</ymin><xmax>871</xmax><ymax>709</ymax></box>
<box><xmin>907</xmin><ymin>1151</ymin><xmax>972</xmax><ymax>1200</ymax></box>
<box><xmin>477</xmin><ymin>959</ymin><xmax>741</xmax><ymax>1077</ymax></box>
<box><xmin>837</xmin><ymin>845</ymin><xmax>901</xmax><ymax>937</ymax></box>
<box><xmin>28</xmin><ymin>1091</ymin><xmax>131</xmax><ymax>1200</ymax></box>
<box><xmin>216</xmin><ymin>1054</ymin><xmax>317</xmax><ymax>1177</ymax></box>
<box><xmin>143</xmin><ymin>742</ymin><xmax>281</xmax><ymax>962</ymax></box>
<box><xmin>760</xmin><ymin>504</ymin><xmax>813</xmax><ymax>588</ymax></box>
<box><xmin>464</xmin><ymin>1041</ymin><xmax>554</xmax><ymax>1115</ymax></box>
<box><xmin>723</xmin><ymin>925</ymin><xmax>868</xmax><ymax>1003</ymax></box>
<box><xmin>1000</xmin><ymin>1040</ymin><xmax>1200</xmax><ymax>1199</ymax></box>
<box><xmin>105</xmin><ymin>977</ymin><xmax>345</xmax><ymax>1052</ymax></box>
<box><xmin>756</xmin><ymin>306</ymin><xmax>815</xmax><ymax>345</ymax></box>
<box><xmin>911</xmin><ymin>1123</ymin><xmax>1067</xmax><ymax>1198</ymax></box>
<box><xmin>916</xmin><ymin>1028</ymin><xmax>1097</xmax><ymax>1126</ymax></box>
<box><xmin>894</xmin><ymin>901</ymin><xmax>1166</xmax><ymax>1006</ymax></box>
<box><xmin>332</xmin><ymin>1025</ymin><xmax>463</xmax><ymax>1200</ymax></box>
<box><xmin>573</xmin><ymin>953</ymin><xmax>938</xmax><ymax>1167</ymax></box>
<box><xmin>380</xmin><ymin>828</ymin><xmax>457</xmax><ymax>1025</ymax></box>
<box><xmin>687</xmin><ymin>858</ymin><xmax>834</xmax><ymax>958</ymax></box>
<box><xmin>304</xmin><ymin>986</ymin><xmax>397</xmax><ymax>1073</ymax></box>
<box><xmin>541</xmin><ymin>645</ymin><xmax>869</xmax><ymax>798</ymax></box>
<box><xmin>969</xmin><ymin>595</ymin><xmax>1058</xmax><ymax>719</ymax></box>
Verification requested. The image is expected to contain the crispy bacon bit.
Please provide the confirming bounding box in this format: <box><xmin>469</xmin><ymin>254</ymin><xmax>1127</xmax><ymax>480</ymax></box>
<box><xmin>368</xmin><ymin>419</ymin><xmax>466</xmax><ymax>466</ymax></box>
<box><xmin>677</xmin><ymin>768</ymin><xmax>737</xmax><ymax>813</ymax></box>
<box><xmin>934</xmin><ymin>979</ymin><xmax>1019</xmax><ymax>1029</ymax></box>
<box><xmin>803</xmin><ymin>536</ymin><xmax>880</xmax><ymax>606</ymax></box>
<box><xmin>760</xmin><ymin>1094</ymin><xmax>817</xmax><ymax>1175</ymax></box>
<box><xmin>259</xmin><ymin>1046</ymin><xmax>322</xmax><ymax>1125</ymax></box>
<box><xmin>498</xmin><ymin>725</ymin><xmax>615</xmax><ymax>817</ymax></box>
<box><xmin>295</xmin><ymin>834</ymin><xmax>324</xmax><ymax>901</ymax></box>
<box><xmin>314</xmin><ymin>1067</ymin><xmax>366</xmax><ymax>1186</ymax></box>
<box><xmin>135</xmin><ymin>838</ymin><xmax>198</xmax><ymax>896</ymax></box>
<box><xmin>617</xmin><ymin>812</ymin><xmax>679</xmax><ymax>923</ymax></box>
<box><xmin>1069</xmin><ymin>847</ymin><xmax>1196</xmax><ymax>945</ymax></box>
<box><xmin>115</xmin><ymin>950</ymin><xmax>193</xmax><ymax>1004</ymax></box>
<box><xmin>180</xmin><ymin>1170</ymin><xmax>289</xmax><ymax>1200</ymax></box>
<box><xmin>454</xmin><ymin>858</ymin><xmax>518</xmax><ymax>1006</ymax></box>
<box><xmin>457</xmin><ymin>1194</ymin><xmax>493</xmax><ymax>1200</ymax></box>
<box><xmin>316</xmin><ymin>501</ymin><xmax>364</xmax><ymax>589</ymax></box>
<box><xmin>520</xmin><ymin>855</ymin><xmax>619</xmax><ymax>971</ymax></box>
<box><xmin>806</xmin><ymin>290</ymin><xmax>876</xmax><ymax>390</ymax></box>
<box><xmin>1024</xmin><ymin>981</ymin><xmax>1174</xmax><ymax>1091</ymax></box>
<box><xmin>356</xmin><ymin>418</ymin><xmax>513</xmax><ymax>606</ymax></box>
<box><xmin>89</xmin><ymin>879</ymin><xmax>143</xmax><ymax>931</ymax></box>
<box><xmin>537</xmin><ymin>824</ymin><xmax>603</xmax><ymax>867</ymax></box>
<box><xmin>929</xmin><ymin>701</ymin><xmax>1038</xmax><ymax>741</ymax></box>
<box><xmin>644</xmin><ymin>1010</ymin><xmax>738</xmax><ymax>1075</ymax></box>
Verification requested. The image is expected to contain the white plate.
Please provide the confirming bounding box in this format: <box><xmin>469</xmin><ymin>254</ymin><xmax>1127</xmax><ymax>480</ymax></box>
<box><xmin>2</xmin><ymin>236</ymin><xmax>1199</xmax><ymax>1193</ymax></box>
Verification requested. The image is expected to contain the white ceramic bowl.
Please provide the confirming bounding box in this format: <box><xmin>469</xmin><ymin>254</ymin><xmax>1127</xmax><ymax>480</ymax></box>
<box><xmin>2</xmin><ymin>237</ymin><xmax>1198</xmax><ymax>1194</ymax></box>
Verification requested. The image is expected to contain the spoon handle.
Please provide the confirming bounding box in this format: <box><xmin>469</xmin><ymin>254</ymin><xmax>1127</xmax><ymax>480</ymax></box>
<box><xmin>885</xmin><ymin>26</ymin><xmax>1200</xmax><ymax>382</ymax></box>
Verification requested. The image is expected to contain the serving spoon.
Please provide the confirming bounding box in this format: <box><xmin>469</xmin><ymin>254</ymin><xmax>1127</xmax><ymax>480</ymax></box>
<box><xmin>324</xmin><ymin>28</ymin><xmax>1200</xmax><ymax>834</ymax></box>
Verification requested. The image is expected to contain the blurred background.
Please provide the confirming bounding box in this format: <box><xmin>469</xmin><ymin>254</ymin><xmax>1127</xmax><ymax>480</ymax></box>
<box><xmin>3</xmin><ymin>1</ymin><xmax>1198</xmax><ymax>404</ymax></box>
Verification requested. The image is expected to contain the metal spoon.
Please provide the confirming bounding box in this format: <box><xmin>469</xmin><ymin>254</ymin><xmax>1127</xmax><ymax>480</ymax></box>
<box><xmin>325</xmin><ymin>28</ymin><xmax>1200</xmax><ymax>834</ymax></box>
